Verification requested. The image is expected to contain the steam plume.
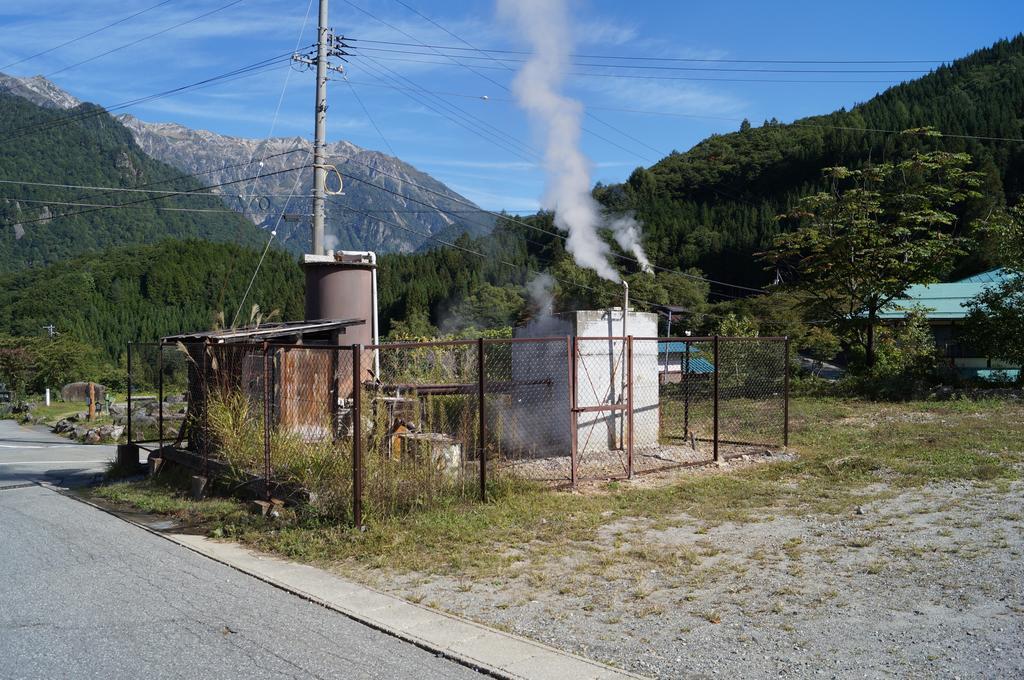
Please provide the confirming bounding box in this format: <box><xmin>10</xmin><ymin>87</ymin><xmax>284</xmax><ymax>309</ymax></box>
<box><xmin>525</xmin><ymin>272</ymin><xmax>555</xmax><ymax>317</ymax></box>
<box><xmin>499</xmin><ymin>0</ymin><xmax>652</xmax><ymax>282</ymax></box>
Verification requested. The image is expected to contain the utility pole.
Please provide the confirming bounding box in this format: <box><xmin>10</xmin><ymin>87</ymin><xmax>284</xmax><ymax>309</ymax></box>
<box><xmin>292</xmin><ymin>0</ymin><xmax>350</xmax><ymax>256</ymax></box>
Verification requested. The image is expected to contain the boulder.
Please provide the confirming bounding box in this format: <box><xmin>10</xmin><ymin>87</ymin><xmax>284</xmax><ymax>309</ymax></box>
<box><xmin>61</xmin><ymin>382</ymin><xmax>107</xmax><ymax>404</ymax></box>
<box><xmin>73</xmin><ymin>424</ymin><xmax>91</xmax><ymax>439</ymax></box>
<box><xmin>84</xmin><ymin>430</ymin><xmax>102</xmax><ymax>445</ymax></box>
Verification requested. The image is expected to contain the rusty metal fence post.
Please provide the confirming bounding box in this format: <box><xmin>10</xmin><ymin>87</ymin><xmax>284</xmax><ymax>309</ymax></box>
<box><xmin>784</xmin><ymin>336</ymin><xmax>791</xmax><ymax>448</ymax></box>
<box><xmin>477</xmin><ymin>338</ymin><xmax>487</xmax><ymax>502</ymax></box>
<box><xmin>712</xmin><ymin>335</ymin><xmax>720</xmax><ymax>463</ymax></box>
<box><xmin>352</xmin><ymin>345</ymin><xmax>363</xmax><ymax>528</ymax></box>
<box><xmin>262</xmin><ymin>342</ymin><xmax>272</xmax><ymax>501</ymax></box>
<box><xmin>126</xmin><ymin>342</ymin><xmax>133</xmax><ymax>444</ymax></box>
<box><xmin>626</xmin><ymin>335</ymin><xmax>634</xmax><ymax>479</ymax></box>
<box><xmin>683</xmin><ymin>339</ymin><xmax>690</xmax><ymax>438</ymax></box>
<box><xmin>569</xmin><ymin>335</ymin><xmax>578</xmax><ymax>488</ymax></box>
<box><xmin>202</xmin><ymin>339</ymin><xmax>210</xmax><ymax>471</ymax></box>
<box><xmin>157</xmin><ymin>342</ymin><xmax>164</xmax><ymax>453</ymax></box>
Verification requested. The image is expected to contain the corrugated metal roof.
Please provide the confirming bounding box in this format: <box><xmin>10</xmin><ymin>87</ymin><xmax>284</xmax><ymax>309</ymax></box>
<box><xmin>953</xmin><ymin>268</ymin><xmax>1015</xmax><ymax>284</ymax></box>
<box><xmin>163</xmin><ymin>319</ymin><xmax>365</xmax><ymax>343</ymax></box>
<box><xmin>879</xmin><ymin>269</ymin><xmax>1018</xmax><ymax>320</ymax></box>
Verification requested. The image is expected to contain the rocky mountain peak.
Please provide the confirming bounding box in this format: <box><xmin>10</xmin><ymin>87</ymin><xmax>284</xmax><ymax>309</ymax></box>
<box><xmin>0</xmin><ymin>73</ymin><xmax>80</xmax><ymax>109</ymax></box>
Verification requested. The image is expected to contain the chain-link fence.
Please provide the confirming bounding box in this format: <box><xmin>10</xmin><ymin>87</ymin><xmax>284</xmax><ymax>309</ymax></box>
<box><xmin>130</xmin><ymin>335</ymin><xmax>789</xmax><ymax>524</ymax></box>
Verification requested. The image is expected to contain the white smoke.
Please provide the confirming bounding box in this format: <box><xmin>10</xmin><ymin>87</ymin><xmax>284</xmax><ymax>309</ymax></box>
<box><xmin>498</xmin><ymin>0</ymin><xmax>651</xmax><ymax>281</ymax></box>
<box><xmin>608</xmin><ymin>213</ymin><xmax>653</xmax><ymax>273</ymax></box>
<box><xmin>323</xmin><ymin>233</ymin><xmax>340</xmax><ymax>253</ymax></box>
<box><xmin>525</xmin><ymin>272</ymin><xmax>555</xmax><ymax>317</ymax></box>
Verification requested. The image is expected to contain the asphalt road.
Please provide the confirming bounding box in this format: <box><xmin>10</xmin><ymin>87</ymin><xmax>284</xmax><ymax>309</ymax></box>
<box><xmin>0</xmin><ymin>421</ymin><xmax>482</xmax><ymax>679</ymax></box>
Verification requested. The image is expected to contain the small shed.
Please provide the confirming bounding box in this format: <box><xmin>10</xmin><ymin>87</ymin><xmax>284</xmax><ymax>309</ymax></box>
<box><xmin>162</xmin><ymin>319</ymin><xmax>367</xmax><ymax>448</ymax></box>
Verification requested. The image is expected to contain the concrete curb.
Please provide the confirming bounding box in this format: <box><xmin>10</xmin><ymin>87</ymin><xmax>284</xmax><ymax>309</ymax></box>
<box><xmin>60</xmin><ymin>489</ymin><xmax>646</xmax><ymax>680</ymax></box>
<box><xmin>164</xmin><ymin>534</ymin><xmax>646</xmax><ymax>680</ymax></box>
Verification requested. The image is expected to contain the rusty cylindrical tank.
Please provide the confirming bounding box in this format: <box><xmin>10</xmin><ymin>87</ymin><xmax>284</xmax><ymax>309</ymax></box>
<box><xmin>302</xmin><ymin>252</ymin><xmax>378</xmax><ymax>347</ymax></box>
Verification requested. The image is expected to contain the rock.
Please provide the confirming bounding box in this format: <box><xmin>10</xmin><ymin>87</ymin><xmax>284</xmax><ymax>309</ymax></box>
<box><xmin>855</xmin><ymin>506</ymin><xmax>866</xmax><ymax>516</ymax></box>
<box><xmin>61</xmin><ymin>382</ymin><xmax>107</xmax><ymax>404</ymax></box>
<box><xmin>110</xmin><ymin>425</ymin><xmax>125</xmax><ymax>440</ymax></box>
<box><xmin>165</xmin><ymin>393</ymin><xmax>188</xmax><ymax>404</ymax></box>
<box><xmin>84</xmin><ymin>430</ymin><xmax>101</xmax><ymax>444</ymax></box>
<box><xmin>73</xmin><ymin>424</ymin><xmax>91</xmax><ymax>439</ymax></box>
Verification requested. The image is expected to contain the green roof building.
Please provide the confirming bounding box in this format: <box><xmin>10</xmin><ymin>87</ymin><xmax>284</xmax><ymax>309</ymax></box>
<box><xmin>879</xmin><ymin>268</ymin><xmax>1019</xmax><ymax>381</ymax></box>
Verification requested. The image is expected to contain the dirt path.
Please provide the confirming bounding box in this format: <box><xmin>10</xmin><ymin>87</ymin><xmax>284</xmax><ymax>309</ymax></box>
<box><xmin>353</xmin><ymin>481</ymin><xmax>1024</xmax><ymax>678</ymax></box>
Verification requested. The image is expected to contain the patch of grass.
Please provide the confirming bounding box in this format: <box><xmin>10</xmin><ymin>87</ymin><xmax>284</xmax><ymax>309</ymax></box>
<box><xmin>698</xmin><ymin>609</ymin><xmax>722</xmax><ymax>624</ymax></box>
<box><xmin>88</xmin><ymin>466</ymin><xmax>250</xmax><ymax>528</ymax></box>
<box><xmin>93</xmin><ymin>397</ymin><xmax>1024</xmax><ymax>582</ymax></box>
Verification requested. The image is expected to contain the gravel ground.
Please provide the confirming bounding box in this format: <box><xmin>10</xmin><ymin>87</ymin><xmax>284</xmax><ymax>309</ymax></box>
<box><xmin>353</xmin><ymin>479</ymin><xmax>1024</xmax><ymax>679</ymax></box>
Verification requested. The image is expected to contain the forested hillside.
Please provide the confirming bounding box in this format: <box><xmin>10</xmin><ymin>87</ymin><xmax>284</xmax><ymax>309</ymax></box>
<box><xmin>594</xmin><ymin>34</ymin><xmax>1024</xmax><ymax>286</ymax></box>
<box><xmin>0</xmin><ymin>240</ymin><xmax>304</xmax><ymax>359</ymax></box>
<box><xmin>0</xmin><ymin>93</ymin><xmax>267</xmax><ymax>272</ymax></box>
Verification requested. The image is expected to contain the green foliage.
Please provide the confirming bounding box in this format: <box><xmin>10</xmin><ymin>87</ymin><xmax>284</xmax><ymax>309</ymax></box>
<box><xmin>845</xmin><ymin>308</ymin><xmax>942</xmax><ymax>399</ymax></box>
<box><xmin>765</xmin><ymin>150</ymin><xmax>984</xmax><ymax>365</ymax></box>
<box><xmin>0</xmin><ymin>94</ymin><xmax>267</xmax><ymax>272</ymax></box>
<box><xmin>0</xmin><ymin>334</ymin><xmax>102</xmax><ymax>394</ymax></box>
<box><xmin>964</xmin><ymin>205</ymin><xmax>1024</xmax><ymax>365</ymax></box>
<box><xmin>0</xmin><ymin>239</ymin><xmax>304</xmax><ymax>359</ymax></box>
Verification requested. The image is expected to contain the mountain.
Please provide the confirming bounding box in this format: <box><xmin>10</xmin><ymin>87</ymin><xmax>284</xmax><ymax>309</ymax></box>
<box><xmin>118</xmin><ymin>115</ymin><xmax>495</xmax><ymax>254</ymax></box>
<box><xmin>0</xmin><ymin>85</ymin><xmax>267</xmax><ymax>273</ymax></box>
<box><xmin>0</xmin><ymin>239</ymin><xmax>304</xmax><ymax>359</ymax></box>
<box><xmin>0</xmin><ymin>73</ymin><xmax>80</xmax><ymax>109</ymax></box>
<box><xmin>593</xmin><ymin>34</ymin><xmax>1024</xmax><ymax>288</ymax></box>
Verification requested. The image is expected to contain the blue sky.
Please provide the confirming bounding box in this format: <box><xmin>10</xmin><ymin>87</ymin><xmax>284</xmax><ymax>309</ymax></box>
<box><xmin>1</xmin><ymin>0</ymin><xmax>1022</xmax><ymax>211</ymax></box>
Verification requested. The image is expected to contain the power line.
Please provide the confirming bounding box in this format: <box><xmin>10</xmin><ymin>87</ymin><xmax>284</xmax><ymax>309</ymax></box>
<box><xmin>342</xmin><ymin>75</ymin><xmax>398</xmax><ymax>157</ymax></box>
<box><xmin>339</xmin><ymin>79</ymin><xmax>1024</xmax><ymax>145</ymax></box>
<box><xmin>0</xmin><ymin>148</ymin><xmax>308</xmax><ymax>209</ymax></box>
<box><xmin>330</xmin><ymin>196</ymin><xmax>797</xmax><ymax>324</ymax></box>
<box><xmin>0</xmin><ymin>0</ymin><xmax>175</xmax><ymax>71</ymax></box>
<box><xmin>353</xmin><ymin>55</ymin><xmax>541</xmax><ymax>162</ymax></box>
<box><xmin>1</xmin><ymin>196</ymin><xmax>248</xmax><ymax>215</ymax></box>
<box><xmin>349</xmin><ymin>39</ymin><xmax>949</xmax><ymax>65</ymax></box>
<box><xmin>45</xmin><ymin>0</ymin><xmax>247</xmax><ymax>78</ymax></box>
<box><xmin>362</xmin><ymin>1</ymin><xmax>662</xmax><ymax>162</ymax></box>
<box><xmin>351</xmin><ymin>46</ymin><xmax>932</xmax><ymax>74</ymax></box>
<box><xmin>0</xmin><ymin>51</ymin><xmax>305</xmax><ymax>145</ymax></box>
<box><xmin>2</xmin><ymin>164</ymin><xmax>310</xmax><ymax>230</ymax></box>
<box><xmin>344</xmin><ymin>54</ymin><xmax>909</xmax><ymax>84</ymax></box>
<box><xmin>326</xmin><ymin>149</ymin><xmax>767</xmax><ymax>294</ymax></box>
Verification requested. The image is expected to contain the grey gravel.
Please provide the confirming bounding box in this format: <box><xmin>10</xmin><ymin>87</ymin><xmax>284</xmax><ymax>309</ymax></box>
<box><xmin>370</xmin><ymin>480</ymin><xmax>1024</xmax><ymax>679</ymax></box>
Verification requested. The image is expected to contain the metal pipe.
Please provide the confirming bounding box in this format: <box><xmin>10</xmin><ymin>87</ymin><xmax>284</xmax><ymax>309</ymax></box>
<box><xmin>569</xmin><ymin>335</ymin><xmax>578</xmax><ymax>487</ymax></box>
<box><xmin>126</xmin><ymin>342</ymin><xmax>132</xmax><ymax>444</ymax></box>
<box><xmin>784</xmin><ymin>336</ymin><xmax>791</xmax><ymax>448</ymax></box>
<box><xmin>370</xmin><ymin>251</ymin><xmax>381</xmax><ymax>379</ymax></box>
<box><xmin>263</xmin><ymin>342</ymin><xmax>271</xmax><ymax>501</ymax></box>
<box><xmin>352</xmin><ymin>344</ymin><xmax>363</xmax><ymax>527</ymax></box>
<box><xmin>477</xmin><ymin>337</ymin><xmax>486</xmax><ymax>502</ymax></box>
<box><xmin>158</xmin><ymin>344</ymin><xmax>164</xmax><ymax>454</ymax></box>
<box><xmin>626</xmin><ymin>334</ymin><xmax>634</xmax><ymax>479</ymax></box>
<box><xmin>713</xmin><ymin>335</ymin><xmax>720</xmax><ymax>463</ymax></box>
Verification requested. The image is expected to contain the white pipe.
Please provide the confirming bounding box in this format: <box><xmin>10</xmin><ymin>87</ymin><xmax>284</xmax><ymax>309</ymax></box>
<box><xmin>370</xmin><ymin>252</ymin><xmax>380</xmax><ymax>378</ymax></box>
<box><xmin>45</xmin><ymin>388</ymin><xmax>50</xmax><ymax>407</ymax></box>
<box><xmin>622</xmin><ymin>280</ymin><xmax>629</xmax><ymax>338</ymax></box>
